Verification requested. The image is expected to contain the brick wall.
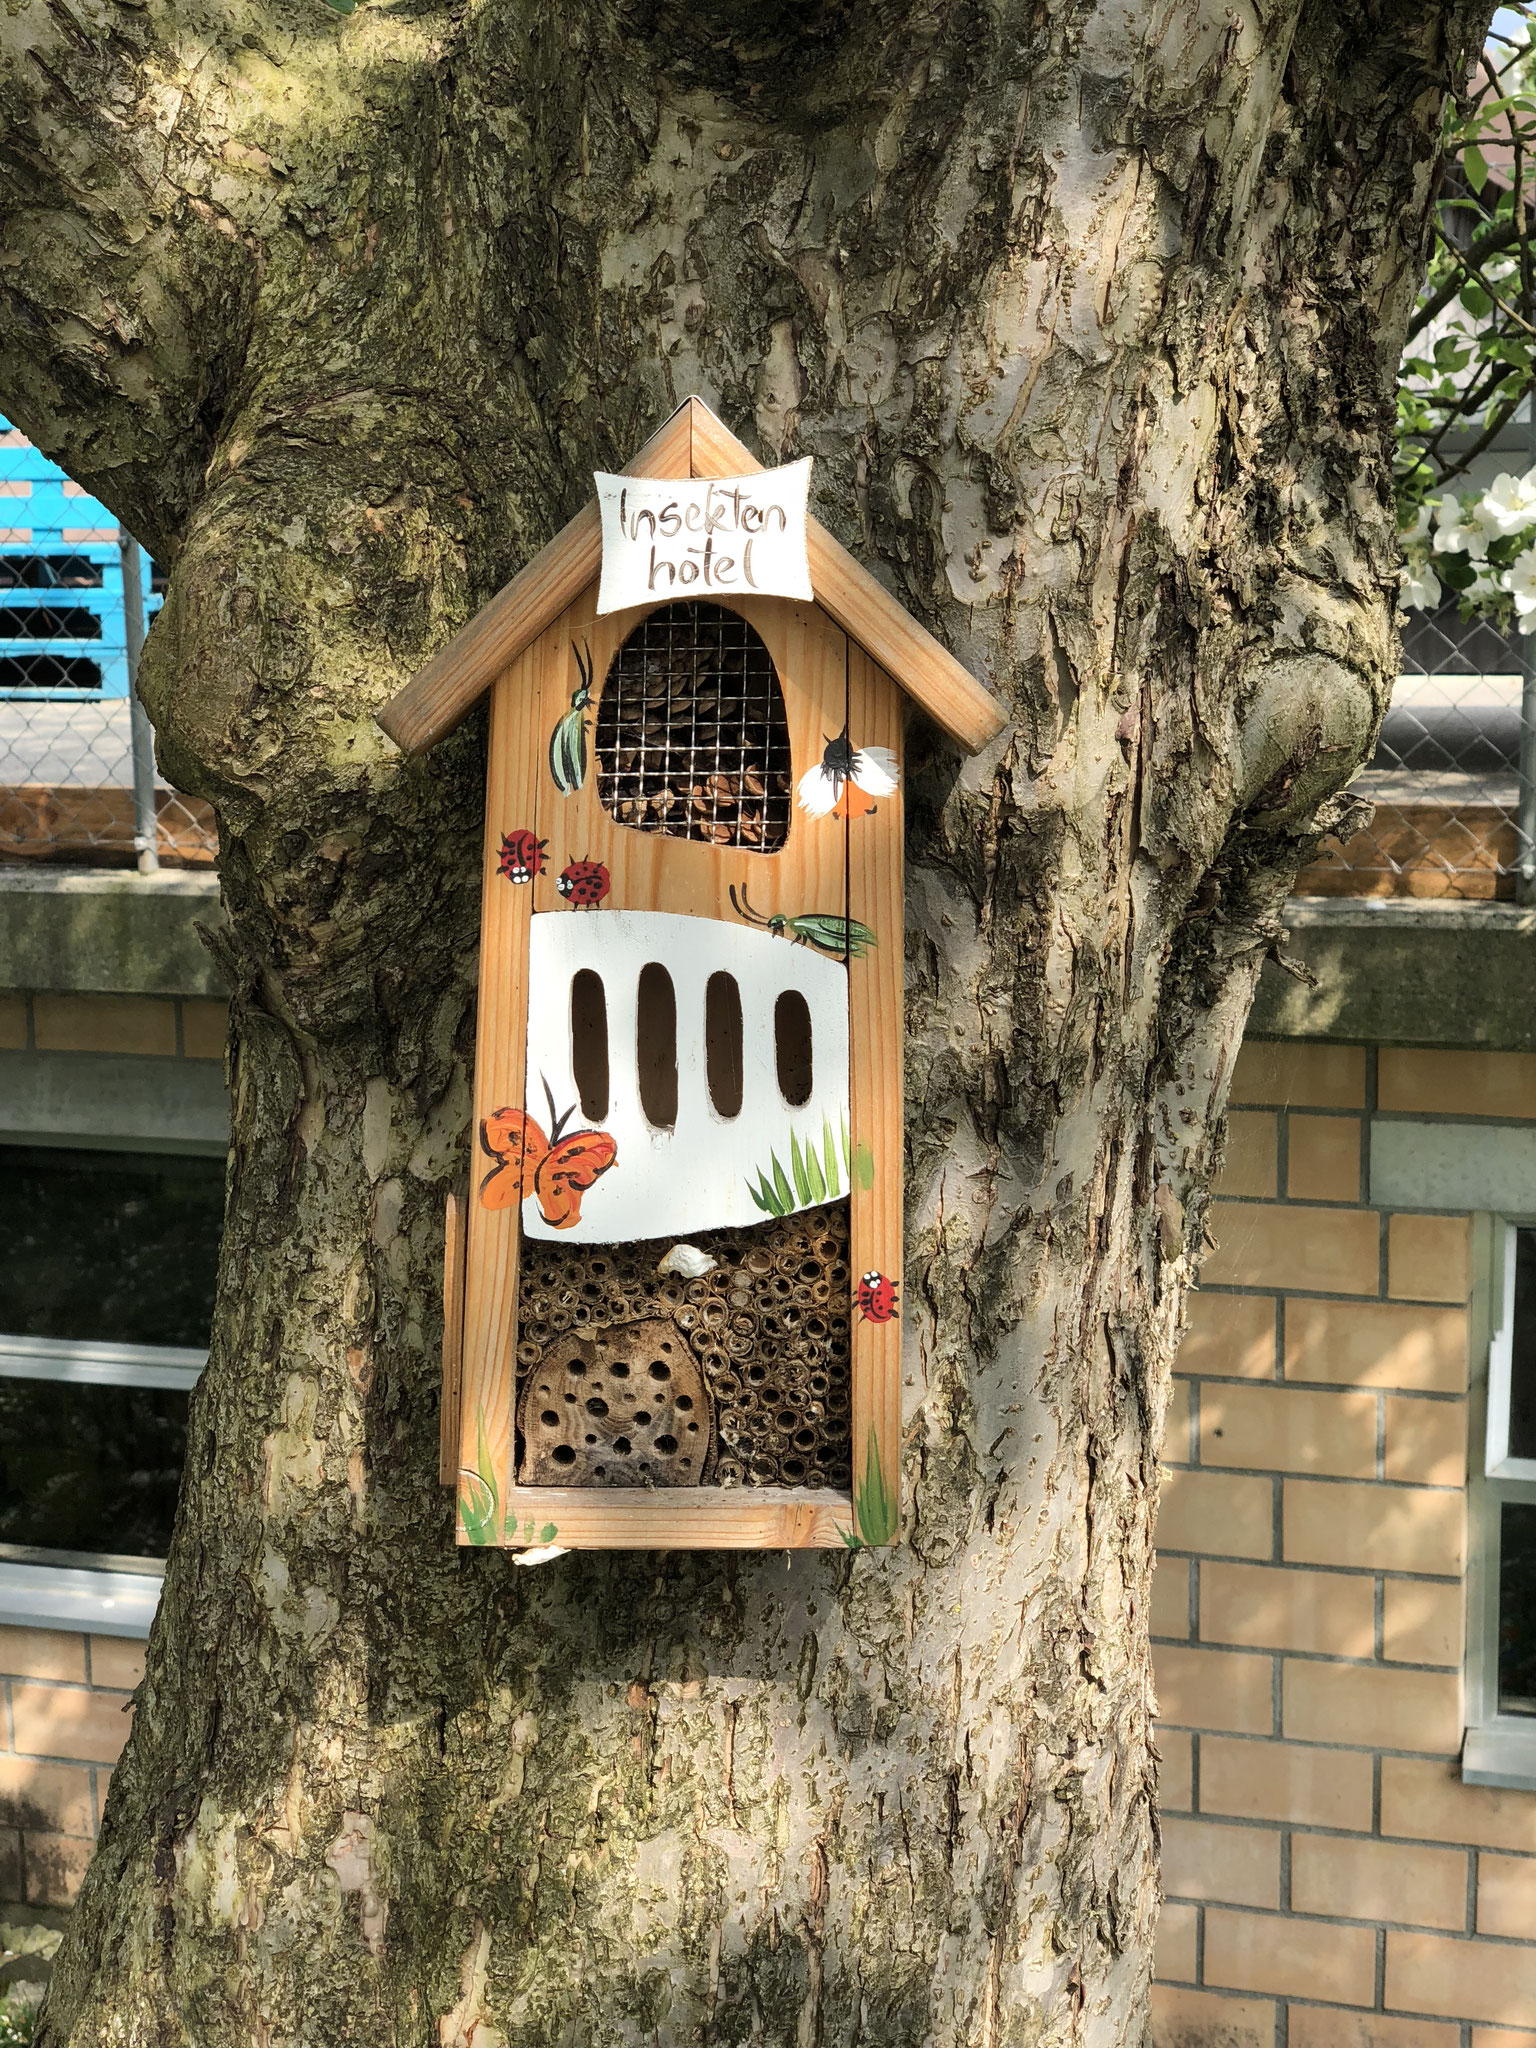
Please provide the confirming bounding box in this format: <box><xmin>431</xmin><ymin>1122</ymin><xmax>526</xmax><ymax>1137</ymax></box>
<box><xmin>0</xmin><ymin>990</ymin><xmax>221</xmax><ymax>1905</ymax></box>
<box><xmin>0</xmin><ymin>1015</ymin><xmax>1527</xmax><ymax>2001</ymax></box>
<box><xmin>0</xmin><ymin>1627</ymin><xmax>139</xmax><ymax>1908</ymax></box>
<box><xmin>1153</xmin><ymin>1040</ymin><xmax>1536</xmax><ymax>2047</ymax></box>
<box><xmin>0</xmin><ymin>992</ymin><xmax>228</xmax><ymax>1061</ymax></box>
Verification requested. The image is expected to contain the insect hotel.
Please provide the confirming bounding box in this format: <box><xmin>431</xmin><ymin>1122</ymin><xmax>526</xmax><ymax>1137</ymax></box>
<box><xmin>378</xmin><ymin>399</ymin><xmax>1005</xmax><ymax>1550</ymax></box>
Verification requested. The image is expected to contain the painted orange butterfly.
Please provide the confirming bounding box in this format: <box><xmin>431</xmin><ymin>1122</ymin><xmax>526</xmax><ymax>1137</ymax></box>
<box><xmin>479</xmin><ymin>1085</ymin><xmax>617</xmax><ymax>1229</ymax></box>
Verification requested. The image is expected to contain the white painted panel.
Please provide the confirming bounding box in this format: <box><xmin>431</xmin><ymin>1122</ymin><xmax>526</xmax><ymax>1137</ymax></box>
<box><xmin>523</xmin><ymin>910</ymin><xmax>849</xmax><ymax>1242</ymax></box>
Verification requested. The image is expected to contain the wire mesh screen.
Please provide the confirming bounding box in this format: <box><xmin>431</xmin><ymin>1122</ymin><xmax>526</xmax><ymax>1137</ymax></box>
<box><xmin>0</xmin><ymin>420</ymin><xmax>215</xmax><ymax>867</ymax></box>
<box><xmin>1295</xmin><ymin>603</ymin><xmax>1535</xmax><ymax>899</ymax></box>
<box><xmin>594</xmin><ymin>601</ymin><xmax>793</xmax><ymax>851</ymax></box>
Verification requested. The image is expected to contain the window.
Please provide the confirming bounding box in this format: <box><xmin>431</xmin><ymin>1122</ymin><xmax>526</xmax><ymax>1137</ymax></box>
<box><xmin>0</xmin><ymin>1144</ymin><xmax>221</xmax><ymax>1573</ymax></box>
<box><xmin>594</xmin><ymin>601</ymin><xmax>792</xmax><ymax>850</ymax></box>
<box><xmin>1467</xmin><ymin>1220</ymin><xmax>1536</xmax><ymax>1783</ymax></box>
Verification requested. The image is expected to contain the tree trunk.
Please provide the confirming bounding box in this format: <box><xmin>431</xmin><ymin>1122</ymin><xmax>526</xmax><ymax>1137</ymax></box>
<box><xmin>0</xmin><ymin>0</ymin><xmax>1492</xmax><ymax>2039</ymax></box>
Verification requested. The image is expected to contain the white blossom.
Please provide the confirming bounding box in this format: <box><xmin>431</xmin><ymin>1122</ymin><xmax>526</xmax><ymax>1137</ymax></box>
<box><xmin>1399</xmin><ymin>502</ymin><xmax>1433</xmax><ymax>545</ymax></box>
<box><xmin>1502</xmin><ymin>546</ymin><xmax>1536</xmax><ymax>629</ymax></box>
<box><xmin>1478</xmin><ymin>468</ymin><xmax>1536</xmax><ymax>539</ymax></box>
<box><xmin>1399</xmin><ymin>560</ymin><xmax>1442</xmax><ymax>611</ymax></box>
<box><xmin>1431</xmin><ymin>494</ymin><xmax>1490</xmax><ymax>557</ymax></box>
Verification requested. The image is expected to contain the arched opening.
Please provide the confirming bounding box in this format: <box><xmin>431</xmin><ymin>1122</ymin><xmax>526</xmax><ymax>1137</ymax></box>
<box><xmin>594</xmin><ymin>600</ymin><xmax>791</xmax><ymax>850</ymax></box>
<box><xmin>774</xmin><ymin>989</ymin><xmax>813</xmax><ymax>1106</ymax></box>
<box><xmin>570</xmin><ymin>969</ymin><xmax>609</xmax><ymax>1123</ymax></box>
<box><xmin>637</xmin><ymin>962</ymin><xmax>679</xmax><ymax>1129</ymax></box>
<box><xmin>705</xmin><ymin>972</ymin><xmax>744</xmax><ymax>1119</ymax></box>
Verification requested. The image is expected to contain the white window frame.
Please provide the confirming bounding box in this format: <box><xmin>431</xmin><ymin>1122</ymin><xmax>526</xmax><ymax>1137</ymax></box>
<box><xmin>0</xmin><ymin>1332</ymin><xmax>202</xmax><ymax>1635</ymax></box>
<box><xmin>1465</xmin><ymin>1215</ymin><xmax>1536</xmax><ymax>1787</ymax></box>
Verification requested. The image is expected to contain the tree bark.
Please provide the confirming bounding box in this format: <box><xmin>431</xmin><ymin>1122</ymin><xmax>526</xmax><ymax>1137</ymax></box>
<box><xmin>0</xmin><ymin>0</ymin><xmax>1493</xmax><ymax>2039</ymax></box>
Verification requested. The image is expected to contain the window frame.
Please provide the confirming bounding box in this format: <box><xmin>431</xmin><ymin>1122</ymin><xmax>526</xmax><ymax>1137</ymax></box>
<box><xmin>1465</xmin><ymin>1214</ymin><xmax>1536</xmax><ymax>1786</ymax></box>
<box><xmin>0</xmin><ymin>1138</ymin><xmax>215</xmax><ymax>1636</ymax></box>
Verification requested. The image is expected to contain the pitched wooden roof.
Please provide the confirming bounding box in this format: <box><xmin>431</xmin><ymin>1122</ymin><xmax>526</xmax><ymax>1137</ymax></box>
<box><xmin>376</xmin><ymin>397</ymin><xmax>1007</xmax><ymax>757</ymax></box>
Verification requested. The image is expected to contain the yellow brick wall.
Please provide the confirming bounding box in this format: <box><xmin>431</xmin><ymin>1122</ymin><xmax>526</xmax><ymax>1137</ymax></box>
<box><xmin>1154</xmin><ymin>1039</ymin><xmax>1536</xmax><ymax>2046</ymax></box>
<box><xmin>0</xmin><ymin>992</ymin><xmax>227</xmax><ymax>1062</ymax></box>
<box><xmin>0</xmin><ymin>992</ymin><xmax>221</xmax><ymax>1904</ymax></box>
<box><xmin>0</xmin><ymin>1627</ymin><xmax>140</xmax><ymax>1907</ymax></box>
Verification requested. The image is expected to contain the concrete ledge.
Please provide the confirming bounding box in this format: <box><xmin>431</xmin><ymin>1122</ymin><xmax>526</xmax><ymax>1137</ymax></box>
<box><xmin>0</xmin><ymin>1560</ymin><xmax>161</xmax><ymax>1639</ymax></box>
<box><xmin>0</xmin><ymin>867</ymin><xmax>224</xmax><ymax>999</ymax></box>
<box><xmin>1370</xmin><ymin>1118</ymin><xmax>1536</xmax><ymax>1213</ymax></box>
<box><xmin>1252</xmin><ymin>898</ymin><xmax>1536</xmax><ymax>1051</ymax></box>
<box><xmin>0</xmin><ymin>1050</ymin><xmax>227</xmax><ymax>1152</ymax></box>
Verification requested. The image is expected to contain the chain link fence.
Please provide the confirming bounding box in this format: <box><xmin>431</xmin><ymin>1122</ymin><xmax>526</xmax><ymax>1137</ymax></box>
<box><xmin>6</xmin><ymin>417</ymin><xmax>1534</xmax><ymax>897</ymax></box>
<box><xmin>1295</xmin><ymin>607</ymin><xmax>1536</xmax><ymax>901</ymax></box>
<box><xmin>0</xmin><ymin>421</ymin><xmax>214</xmax><ymax>870</ymax></box>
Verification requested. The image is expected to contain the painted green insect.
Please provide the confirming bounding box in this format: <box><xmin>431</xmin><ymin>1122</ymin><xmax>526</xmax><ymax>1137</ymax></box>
<box><xmin>549</xmin><ymin>640</ymin><xmax>594</xmax><ymax>795</ymax></box>
<box><xmin>729</xmin><ymin>885</ymin><xmax>876</xmax><ymax>960</ymax></box>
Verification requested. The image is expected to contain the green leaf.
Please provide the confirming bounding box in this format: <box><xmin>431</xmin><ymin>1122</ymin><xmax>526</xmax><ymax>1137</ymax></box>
<box><xmin>1438</xmin><ymin>554</ymin><xmax>1478</xmax><ymax>592</ymax></box>
<box><xmin>539</xmin><ymin>1522</ymin><xmax>559</xmax><ymax>1543</ymax></box>
<box><xmin>854</xmin><ymin>1141</ymin><xmax>876</xmax><ymax>1192</ymax></box>
<box><xmin>804</xmin><ymin>1135</ymin><xmax>827</xmax><ymax>1204</ymax></box>
<box><xmin>1464</xmin><ymin>142</ymin><xmax>1490</xmax><ymax>194</ymax></box>
<box><xmin>772</xmin><ymin>1150</ymin><xmax>795</xmax><ymax>1213</ymax></box>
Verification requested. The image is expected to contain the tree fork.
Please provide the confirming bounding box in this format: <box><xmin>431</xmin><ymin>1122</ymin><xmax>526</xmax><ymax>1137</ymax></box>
<box><xmin>0</xmin><ymin>0</ymin><xmax>1493</xmax><ymax>2040</ymax></box>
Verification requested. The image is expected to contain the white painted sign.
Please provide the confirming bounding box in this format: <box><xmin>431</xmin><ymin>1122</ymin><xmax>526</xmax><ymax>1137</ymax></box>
<box><xmin>594</xmin><ymin>459</ymin><xmax>813</xmax><ymax>615</ymax></box>
<box><xmin>522</xmin><ymin>909</ymin><xmax>849</xmax><ymax>1243</ymax></box>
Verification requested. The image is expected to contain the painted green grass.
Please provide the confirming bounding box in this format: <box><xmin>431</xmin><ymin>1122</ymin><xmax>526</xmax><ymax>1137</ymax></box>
<box><xmin>748</xmin><ymin>1113</ymin><xmax>871</xmax><ymax>1218</ymax></box>
<box><xmin>458</xmin><ymin>1408</ymin><xmax>501</xmax><ymax>1546</ymax></box>
<box><xmin>842</xmin><ymin>1426</ymin><xmax>898</xmax><ymax>1550</ymax></box>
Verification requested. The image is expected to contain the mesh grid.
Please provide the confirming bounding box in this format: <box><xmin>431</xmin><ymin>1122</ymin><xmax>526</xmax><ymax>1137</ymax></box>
<box><xmin>1296</xmin><ymin>603</ymin><xmax>1534</xmax><ymax>900</ymax></box>
<box><xmin>594</xmin><ymin>600</ymin><xmax>792</xmax><ymax>850</ymax></box>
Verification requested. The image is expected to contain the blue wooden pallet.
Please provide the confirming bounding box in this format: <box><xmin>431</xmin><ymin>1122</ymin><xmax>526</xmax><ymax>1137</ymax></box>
<box><xmin>0</xmin><ymin>416</ymin><xmax>162</xmax><ymax>700</ymax></box>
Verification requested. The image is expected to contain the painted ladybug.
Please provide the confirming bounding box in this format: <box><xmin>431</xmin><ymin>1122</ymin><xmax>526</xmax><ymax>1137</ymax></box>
<box><xmin>557</xmin><ymin>858</ymin><xmax>611</xmax><ymax>908</ymax></box>
<box><xmin>497</xmin><ymin>829</ymin><xmax>547</xmax><ymax>884</ymax></box>
<box><xmin>857</xmin><ymin>1271</ymin><xmax>899</xmax><ymax>1323</ymax></box>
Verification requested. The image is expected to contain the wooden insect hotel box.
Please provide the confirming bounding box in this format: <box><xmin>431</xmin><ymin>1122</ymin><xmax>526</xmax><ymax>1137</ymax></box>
<box><xmin>378</xmin><ymin>398</ymin><xmax>1004</xmax><ymax>1550</ymax></box>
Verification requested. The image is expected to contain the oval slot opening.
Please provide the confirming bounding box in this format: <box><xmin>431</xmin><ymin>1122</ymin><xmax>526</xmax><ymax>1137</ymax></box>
<box><xmin>705</xmin><ymin>972</ymin><xmax>744</xmax><ymax>1120</ymax></box>
<box><xmin>774</xmin><ymin>989</ymin><xmax>813</xmax><ymax>1107</ymax></box>
<box><xmin>637</xmin><ymin>963</ymin><xmax>679</xmax><ymax>1130</ymax></box>
<box><xmin>570</xmin><ymin>969</ymin><xmax>609</xmax><ymax>1123</ymax></box>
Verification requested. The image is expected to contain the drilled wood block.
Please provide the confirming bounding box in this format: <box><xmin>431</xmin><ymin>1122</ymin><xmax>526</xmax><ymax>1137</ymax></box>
<box><xmin>517</xmin><ymin>1316</ymin><xmax>715</xmax><ymax>1486</ymax></box>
